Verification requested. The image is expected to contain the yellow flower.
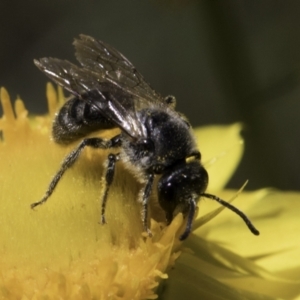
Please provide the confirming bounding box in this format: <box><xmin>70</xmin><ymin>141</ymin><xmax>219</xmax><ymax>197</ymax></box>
<box><xmin>0</xmin><ymin>84</ymin><xmax>299</xmax><ymax>299</ymax></box>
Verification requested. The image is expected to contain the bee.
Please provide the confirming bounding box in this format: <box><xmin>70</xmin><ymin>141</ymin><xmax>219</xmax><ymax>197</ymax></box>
<box><xmin>31</xmin><ymin>35</ymin><xmax>259</xmax><ymax>240</ymax></box>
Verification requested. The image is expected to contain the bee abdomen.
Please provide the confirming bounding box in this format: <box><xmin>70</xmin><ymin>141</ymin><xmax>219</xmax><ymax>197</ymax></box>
<box><xmin>52</xmin><ymin>98</ymin><xmax>115</xmax><ymax>144</ymax></box>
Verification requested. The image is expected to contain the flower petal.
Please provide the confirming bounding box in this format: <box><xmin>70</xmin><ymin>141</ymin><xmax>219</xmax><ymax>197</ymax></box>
<box><xmin>201</xmin><ymin>190</ymin><xmax>300</xmax><ymax>272</ymax></box>
<box><xmin>190</xmin><ymin>189</ymin><xmax>300</xmax><ymax>299</ymax></box>
<box><xmin>159</xmin><ymin>245</ymin><xmax>278</xmax><ymax>300</ymax></box>
<box><xmin>193</xmin><ymin>124</ymin><xmax>244</xmax><ymax>191</ymax></box>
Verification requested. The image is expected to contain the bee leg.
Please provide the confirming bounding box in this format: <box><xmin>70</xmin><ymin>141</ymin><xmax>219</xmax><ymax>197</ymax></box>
<box><xmin>31</xmin><ymin>135</ymin><xmax>121</xmax><ymax>209</ymax></box>
<box><xmin>140</xmin><ymin>173</ymin><xmax>155</xmax><ymax>237</ymax></box>
<box><xmin>100</xmin><ymin>153</ymin><xmax>120</xmax><ymax>224</ymax></box>
<box><xmin>179</xmin><ymin>197</ymin><xmax>197</xmax><ymax>241</ymax></box>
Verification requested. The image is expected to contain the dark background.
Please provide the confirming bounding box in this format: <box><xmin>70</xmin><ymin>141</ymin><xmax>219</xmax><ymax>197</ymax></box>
<box><xmin>1</xmin><ymin>0</ymin><xmax>299</xmax><ymax>191</ymax></box>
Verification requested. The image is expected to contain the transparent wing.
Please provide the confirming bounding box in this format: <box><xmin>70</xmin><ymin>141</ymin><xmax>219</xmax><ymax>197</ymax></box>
<box><xmin>73</xmin><ymin>34</ymin><xmax>165</xmax><ymax>110</ymax></box>
<box><xmin>34</xmin><ymin>57</ymin><xmax>144</xmax><ymax>138</ymax></box>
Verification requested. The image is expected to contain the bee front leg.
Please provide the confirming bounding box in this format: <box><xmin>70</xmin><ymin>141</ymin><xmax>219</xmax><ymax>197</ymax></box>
<box><xmin>139</xmin><ymin>173</ymin><xmax>154</xmax><ymax>237</ymax></box>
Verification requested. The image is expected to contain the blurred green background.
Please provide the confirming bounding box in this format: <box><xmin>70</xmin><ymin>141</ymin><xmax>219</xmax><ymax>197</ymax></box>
<box><xmin>1</xmin><ymin>0</ymin><xmax>299</xmax><ymax>191</ymax></box>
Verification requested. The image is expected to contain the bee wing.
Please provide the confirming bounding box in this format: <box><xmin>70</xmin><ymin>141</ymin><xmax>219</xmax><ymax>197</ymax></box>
<box><xmin>34</xmin><ymin>57</ymin><xmax>144</xmax><ymax>138</ymax></box>
<box><xmin>73</xmin><ymin>35</ymin><xmax>165</xmax><ymax>109</ymax></box>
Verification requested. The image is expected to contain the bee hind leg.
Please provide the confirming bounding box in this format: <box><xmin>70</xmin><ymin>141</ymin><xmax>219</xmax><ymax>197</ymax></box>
<box><xmin>31</xmin><ymin>135</ymin><xmax>121</xmax><ymax>209</ymax></box>
<box><xmin>100</xmin><ymin>153</ymin><xmax>120</xmax><ymax>224</ymax></box>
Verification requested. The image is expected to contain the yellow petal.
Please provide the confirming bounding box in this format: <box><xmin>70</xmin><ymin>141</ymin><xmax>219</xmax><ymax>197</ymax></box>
<box><xmin>188</xmin><ymin>188</ymin><xmax>300</xmax><ymax>299</ymax></box>
<box><xmin>160</xmin><ymin>241</ymin><xmax>279</xmax><ymax>300</ymax></box>
<box><xmin>164</xmin><ymin>228</ymin><xmax>300</xmax><ymax>300</ymax></box>
<box><xmin>193</xmin><ymin>124</ymin><xmax>244</xmax><ymax>191</ymax></box>
<box><xmin>201</xmin><ymin>189</ymin><xmax>300</xmax><ymax>273</ymax></box>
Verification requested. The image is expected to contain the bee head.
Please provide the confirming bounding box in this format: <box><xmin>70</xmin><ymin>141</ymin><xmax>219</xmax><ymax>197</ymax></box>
<box><xmin>157</xmin><ymin>160</ymin><xmax>208</xmax><ymax>240</ymax></box>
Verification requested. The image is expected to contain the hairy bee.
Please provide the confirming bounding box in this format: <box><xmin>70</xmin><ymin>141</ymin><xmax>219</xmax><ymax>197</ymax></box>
<box><xmin>31</xmin><ymin>35</ymin><xmax>259</xmax><ymax>240</ymax></box>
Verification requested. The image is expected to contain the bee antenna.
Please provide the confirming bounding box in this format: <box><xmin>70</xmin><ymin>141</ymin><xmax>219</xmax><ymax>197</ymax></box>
<box><xmin>201</xmin><ymin>193</ymin><xmax>260</xmax><ymax>236</ymax></box>
<box><xmin>179</xmin><ymin>197</ymin><xmax>197</xmax><ymax>241</ymax></box>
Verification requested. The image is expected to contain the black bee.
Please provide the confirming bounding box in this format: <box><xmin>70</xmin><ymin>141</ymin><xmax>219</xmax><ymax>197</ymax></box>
<box><xmin>31</xmin><ymin>35</ymin><xmax>259</xmax><ymax>240</ymax></box>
